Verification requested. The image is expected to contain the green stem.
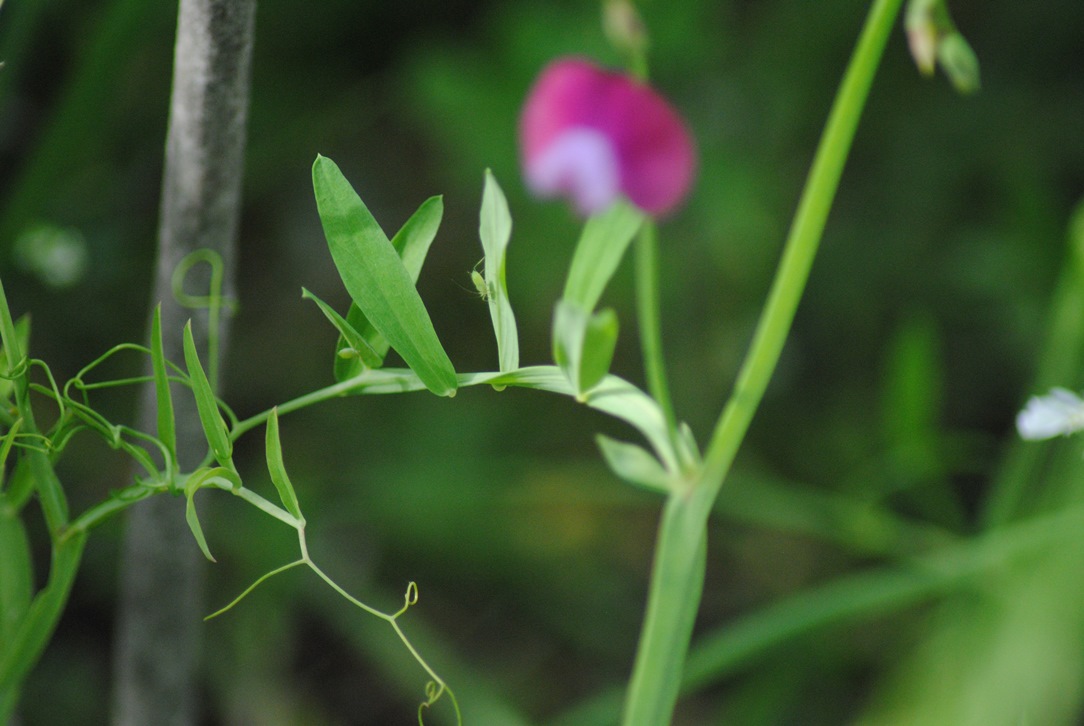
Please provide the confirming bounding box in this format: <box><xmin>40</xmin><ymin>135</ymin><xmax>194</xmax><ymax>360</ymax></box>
<box><xmin>699</xmin><ymin>0</ymin><xmax>904</xmax><ymax>506</ymax></box>
<box><xmin>621</xmin><ymin>1</ymin><xmax>904</xmax><ymax>722</ymax></box>
<box><xmin>621</xmin><ymin>498</ymin><xmax>705</xmax><ymax>725</ymax></box>
<box><xmin>0</xmin><ymin>275</ymin><xmax>69</xmax><ymax>533</ymax></box>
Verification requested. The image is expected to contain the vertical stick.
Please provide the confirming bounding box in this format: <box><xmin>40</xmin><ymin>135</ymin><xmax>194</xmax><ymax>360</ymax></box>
<box><xmin>111</xmin><ymin>1</ymin><xmax>255</xmax><ymax>723</ymax></box>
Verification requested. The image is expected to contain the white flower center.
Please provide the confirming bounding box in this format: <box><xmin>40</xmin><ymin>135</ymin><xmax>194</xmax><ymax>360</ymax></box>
<box><xmin>526</xmin><ymin>128</ymin><xmax>620</xmax><ymax>215</ymax></box>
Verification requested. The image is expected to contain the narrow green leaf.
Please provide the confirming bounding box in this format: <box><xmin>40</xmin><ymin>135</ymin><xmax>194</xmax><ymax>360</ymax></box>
<box><xmin>333</xmin><ymin>303</ymin><xmax>373</xmax><ymax>382</ymax></box>
<box><xmin>479</xmin><ymin>170</ymin><xmax>519</xmax><ymax>373</ymax></box>
<box><xmin>562</xmin><ymin>200</ymin><xmax>644</xmax><ymax>312</ymax></box>
<box><xmin>553</xmin><ymin>302</ymin><xmax>619</xmax><ymax>397</ymax></box>
<box><xmin>265</xmin><ymin>409</ymin><xmax>303</xmax><ymax>522</ymax></box>
<box><xmin>0</xmin><ymin>419</ymin><xmax>21</xmax><ymax>495</ymax></box>
<box><xmin>460</xmin><ymin>365</ymin><xmax>680</xmax><ymax>474</ymax></box>
<box><xmin>182</xmin><ymin>321</ymin><xmax>232</xmax><ymax>467</ymax></box>
<box><xmin>302</xmin><ymin>288</ymin><xmax>382</xmax><ymax>369</ymax></box>
<box><xmin>185</xmin><ymin>495</ymin><xmax>216</xmax><ymax>563</ymax></box>
<box><xmin>150</xmin><ymin>304</ymin><xmax>177</xmax><ymax>467</ymax></box>
<box><xmin>313</xmin><ymin>156</ymin><xmax>456</xmax><ymax>396</ymax></box>
<box><xmin>27</xmin><ymin>450</ymin><xmax>67</xmax><ymax>534</ymax></box>
<box><xmin>181</xmin><ymin>468</ymin><xmax>239</xmax><ymax>563</ymax></box>
<box><xmin>0</xmin><ymin>508</ymin><xmax>33</xmax><ymax>645</ymax></box>
<box><xmin>0</xmin><ymin>316</ymin><xmax>29</xmax><ymax>405</ymax></box>
<box><xmin>580</xmin><ymin>308</ymin><xmax>619</xmax><ymax>393</ymax></box>
<box><xmin>553</xmin><ymin>300</ymin><xmax>588</xmax><ymax>393</ymax></box>
<box><xmin>334</xmin><ymin>195</ymin><xmax>444</xmax><ymax>382</ymax></box>
<box><xmin>0</xmin><ymin>531</ymin><xmax>86</xmax><ymax>695</ymax></box>
<box><xmin>676</xmin><ymin>422</ymin><xmax>702</xmax><ymax>471</ymax></box>
<box><xmin>5</xmin><ymin>458</ymin><xmax>33</xmax><ymax>512</ymax></box>
<box><xmin>596</xmin><ymin>435</ymin><xmax>674</xmax><ymax>494</ymax></box>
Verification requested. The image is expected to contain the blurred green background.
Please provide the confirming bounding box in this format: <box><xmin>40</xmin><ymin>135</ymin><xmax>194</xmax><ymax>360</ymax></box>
<box><xmin>3</xmin><ymin>0</ymin><xmax>1084</xmax><ymax>723</ymax></box>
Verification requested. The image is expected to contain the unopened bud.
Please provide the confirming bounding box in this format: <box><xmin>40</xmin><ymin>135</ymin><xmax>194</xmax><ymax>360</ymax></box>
<box><xmin>906</xmin><ymin>20</ymin><xmax>938</xmax><ymax>75</ymax></box>
<box><xmin>603</xmin><ymin>0</ymin><xmax>648</xmax><ymax>58</ymax></box>
<box><xmin>937</xmin><ymin>33</ymin><xmax>981</xmax><ymax>94</ymax></box>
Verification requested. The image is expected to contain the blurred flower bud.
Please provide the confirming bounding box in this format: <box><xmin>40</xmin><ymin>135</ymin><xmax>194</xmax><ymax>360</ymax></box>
<box><xmin>937</xmin><ymin>33</ymin><xmax>981</xmax><ymax>94</ymax></box>
<box><xmin>603</xmin><ymin>0</ymin><xmax>648</xmax><ymax>59</ymax></box>
<box><xmin>519</xmin><ymin>57</ymin><xmax>696</xmax><ymax>217</ymax></box>
<box><xmin>905</xmin><ymin>12</ymin><xmax>938</xmax><ymax>75</ymax></box>
<box><xmin>904</xmin><ymin>0</ymin><xmax>979</xmax><ymax>94</ymax></box>
<box><xmin>1017</xmin><ymin>388</ymin><xmax>1084</xmax><ymax>441</ymax></box>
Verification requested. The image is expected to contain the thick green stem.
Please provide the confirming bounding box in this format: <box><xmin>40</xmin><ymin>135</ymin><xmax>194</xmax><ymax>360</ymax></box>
<box><xmin>621</xmin><ymin>498</ymin><xmax>705</xmax><ymax>725</ymax></box>
<box><xmin>621</xmin><ymin>1</ymin><xmax>904</xmax><ymax>722</ymax></box>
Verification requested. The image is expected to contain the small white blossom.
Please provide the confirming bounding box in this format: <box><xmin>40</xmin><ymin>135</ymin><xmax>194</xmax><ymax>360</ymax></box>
<box><xmin>1016</xmin><ymin>388</ymin><xmax>1084</xmax><ymax>441</ymax></box>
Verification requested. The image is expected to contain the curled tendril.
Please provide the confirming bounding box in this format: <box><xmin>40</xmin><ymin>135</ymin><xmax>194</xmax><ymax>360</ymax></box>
<box><xmin>418</xmin><ymin>680</ymin><xmax>442</xmax><ymax>725</ymax></box>
<box><xmin>417</xmin><ymin>680</ymin><xmax>461</xmax><ymax>726</ymax></box>
<box><xmin>392</xmin><ymin>581</ymin><xmax>420</xmax><ymax>619</ymax></box>
<box><xmin>171</xmin><ymin>248</ymin><xmax>235</xmax><ymax>391</ymax></box>
<box><xmin>0</xmin><ymin>354</ymin><xmax>29</xmax><ymax>380</ymax></box>
<box><xmin>170</xmin><ymin>249</ymin><xmax>236</xmax><ymax>313</ymax></box>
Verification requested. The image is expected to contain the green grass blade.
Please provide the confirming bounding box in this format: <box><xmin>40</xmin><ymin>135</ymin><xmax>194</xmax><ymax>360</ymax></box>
<box><xmin>182</xmin><ymin>321</ymin><xmax>233</xmax><ymax>467</ymax></box>
<box><xmin>479</xmin><ymin>170</ymin><xmax>519</xmax><ymax>372</ymax></box>
<box><xmin>264</xmin><ymin>408</ymin><xmax>303</xmax><ymax>522</ymax></box>
<box><xmin>313</xmin><ymin>156</ymin><xmax>456</xmax><ymax>396</ymax></box>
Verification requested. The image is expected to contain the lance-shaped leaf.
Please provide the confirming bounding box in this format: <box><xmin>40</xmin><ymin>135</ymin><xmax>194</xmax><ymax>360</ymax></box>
<box><xmin>265</xmin><ymin>408</ymin><xmax>303</xmax><ymax>523</ymax></box>
<box><xmin>302</xmin><ymin>288</ymin><xmax>382</xmax><ymax>370</ymax></box>
<box><xmin>182</xmin><ymin>321</ymin><xmax>233</xmax><ymax>467</ymax></box>
<box><xmin>150</xmin><ymin>305</ymin><xmax>177</xmax><ymax>473</ymax></box>
<box><xmin>0</xmin><ymin>316</ymin><xmax>29</xmax><ymax>407</ymax></box>
<box><xmin>332</xmin><ymin>195</ymin><xmax>445</xmax><ymax>382</ymax></box>
<box><xmin>479</xmin><ymin>170</ymin><xmax>519</xmax><ymax>374</ymax></box>
<box><xmin>597</xmin><ymin>435</ymin><xmax>674</xmax><ymax>494</ymax></box>
<box><xmin>0</xmin><ymin>531</ymin><xmax>85</xmax><ymax>696</ymax></box>
<box><xmin>553</xmin><ymin>201</ymin><xmax>641</xmax><ymax>394</ymax></box>
<box><xmin>185</xmin><ymin>493</ymin><xmax>215</xmax><ymax>563</ymax></box>
<box><xmin>553</xmin><ymin>301</ymin><xmax>619</xmax><ymax>398</ymax></box>
<box><xmin>0</xmin><ymin>508</ymin><xmax>33</xmax><ymax>646</ymax></box>
<box><xmin>313</xmin><ymin>156</ymin><xmax>456</xmax><ymax>396</ymax></box>
<box><xmin>562</xmin><ymin>199</ymin><xmax>643</xmax><ymax>312</ymax></box>
<box><xmin>182</xmin><ymin>467</ymin><xmax>242</xmax><ymax>564</ymax></box>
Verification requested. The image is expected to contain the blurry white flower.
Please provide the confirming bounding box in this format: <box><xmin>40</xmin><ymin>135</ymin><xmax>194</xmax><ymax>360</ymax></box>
<box><xmin>1016</xmin><ymin>388</ymin><xmax>1084</xmax><ymax>441</ymax></box>
<box><xmin>14</xmin><ymin>223</ymin><xmax>88</xmax><ymax>288</ymax></box>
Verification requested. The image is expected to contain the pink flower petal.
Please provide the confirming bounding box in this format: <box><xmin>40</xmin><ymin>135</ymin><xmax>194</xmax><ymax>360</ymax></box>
<box><xmin>519</xmin><ymin>58</ymin><xmax>696</xmax><ymax>217</ymax></box>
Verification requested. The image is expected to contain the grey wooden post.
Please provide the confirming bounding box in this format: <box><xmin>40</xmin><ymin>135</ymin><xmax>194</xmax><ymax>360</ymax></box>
<box><xmin>111</xmin><ymin>1</ymin><xmax>255</xmax><ymax>723</ymax></box>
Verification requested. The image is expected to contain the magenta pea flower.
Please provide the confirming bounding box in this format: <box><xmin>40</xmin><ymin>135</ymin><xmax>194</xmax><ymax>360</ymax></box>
<box><xmin>519</xmin><ymin>57</ymin><xmax>696</xmax><ymax>218</ymax></box>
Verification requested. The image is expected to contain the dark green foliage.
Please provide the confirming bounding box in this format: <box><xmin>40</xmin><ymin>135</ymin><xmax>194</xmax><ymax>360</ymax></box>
<box><xmin>2</xmin><ymin>0</ymin><xmax>1084</xmax><ymax>723</ymax></box>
